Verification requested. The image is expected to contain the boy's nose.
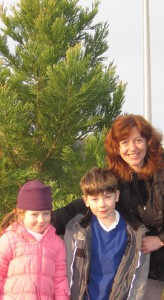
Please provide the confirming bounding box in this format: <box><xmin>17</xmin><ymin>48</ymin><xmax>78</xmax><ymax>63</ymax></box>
<box><xmin>99</xmin><ymin>197</ymin><xmax>105</xmax><ymax>206</ymax></box>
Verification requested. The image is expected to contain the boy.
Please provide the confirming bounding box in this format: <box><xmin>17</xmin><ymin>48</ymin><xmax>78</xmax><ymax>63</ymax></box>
<box><xmin>64</xmin><ymin>167</ymin><xmax>148</xmax><ymax>300</ymax></box>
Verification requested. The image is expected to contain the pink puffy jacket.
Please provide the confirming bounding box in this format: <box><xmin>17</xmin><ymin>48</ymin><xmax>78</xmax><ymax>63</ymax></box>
<box><xmin>0</xmin><ymin>222</ymin><xmax>70</xmax><ymax>300</ymax></box>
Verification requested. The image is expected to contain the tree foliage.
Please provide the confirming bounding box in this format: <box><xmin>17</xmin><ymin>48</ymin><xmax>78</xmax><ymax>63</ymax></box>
<box><xmin>0</xmin><ymin>0</ymin><xmax>126</xmax><ymax>218</ymax></box>
<box><xmin>59</xmin><ymin>128</ymin><xmax>108</xmax><ymax>197</ymax></box>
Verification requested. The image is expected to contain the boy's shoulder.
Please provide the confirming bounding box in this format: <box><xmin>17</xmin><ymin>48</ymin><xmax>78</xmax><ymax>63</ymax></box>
<box><xmin>126</xmin><ymin>220</ymin><xmax>147</xmax><ymax>241</ymax></box>
<box><xmin>117</xmin><ymin>211</ymin><xmax>147</xmax><ymax>237</ymax></box>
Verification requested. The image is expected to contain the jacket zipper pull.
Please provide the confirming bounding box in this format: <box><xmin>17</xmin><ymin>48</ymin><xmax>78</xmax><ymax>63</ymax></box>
<box><xmin>143</xmin><ymin>206</ymin><xmax>147</xmax><ymax>211</ymax></box>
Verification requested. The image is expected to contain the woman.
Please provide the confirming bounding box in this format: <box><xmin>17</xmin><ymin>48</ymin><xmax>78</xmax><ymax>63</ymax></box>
<box><xmin>104</xmin><ymin>114</ymin><xmax>164</xmax><ymax>299</ymax></box>
<box><xmin>52</xmin><ymin>114</ymin><xmax>164</xmax><ymax>299</ymax></box>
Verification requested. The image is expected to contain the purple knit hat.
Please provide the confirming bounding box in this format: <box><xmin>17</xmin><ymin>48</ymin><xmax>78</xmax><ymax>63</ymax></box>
<box><xmin>17</xmin><ymin>180</ymin><xmax>52</xmax><ymax>211</ymax></box>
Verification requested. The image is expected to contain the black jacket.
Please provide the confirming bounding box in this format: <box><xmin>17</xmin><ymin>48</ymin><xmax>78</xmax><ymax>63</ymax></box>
<box><xmin>117</xmin><ymin>167</ymin><xmax>164</xmax><ymax>280</ymax></box>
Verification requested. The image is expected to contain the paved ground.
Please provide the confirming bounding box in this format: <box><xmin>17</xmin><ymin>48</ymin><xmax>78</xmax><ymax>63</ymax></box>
<box><xmin>143</xmin><ymin>279</ymin><xmax>164</xmax><ymax>300</ymax></box>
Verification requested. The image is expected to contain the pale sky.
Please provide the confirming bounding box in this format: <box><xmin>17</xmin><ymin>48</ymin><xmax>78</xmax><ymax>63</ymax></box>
<box><xmin>93</xmin><ymin>0</ymin><xmax>164</xmax><ymax>138</ymax></box>
<box><xmin>1</xmin><ymin>0</ymin><xmax>164</xmax><ymax>137</ymax></box>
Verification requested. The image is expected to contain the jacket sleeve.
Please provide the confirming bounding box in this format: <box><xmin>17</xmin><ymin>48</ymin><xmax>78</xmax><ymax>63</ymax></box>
<box><xmin>53</xmin><ymin>237</ymin><xmax>70</xmax><ymax>300</ymax></box>
<box><xmin>0</xmin><ymin>233</ymin><xmax>13</xmax><ymax>292</ymax></box>
<box><xmin>52</xmin><ymin>198</ymin><xmax>87</xmax><ymax>235</ymax></box>
<box><xmin>128</xmin><ymin>253</ymin><xmax>150</xmax><ymax>300</ymax></box>
<box><xmin>159</xmin><ymin>232</ymin><xmax>164</xmax><ymax>243</ymax></box>
<box><xmin>64</xmin><ymin>227</ymin><xmax>75</xmax><ymax>287</ymax></box>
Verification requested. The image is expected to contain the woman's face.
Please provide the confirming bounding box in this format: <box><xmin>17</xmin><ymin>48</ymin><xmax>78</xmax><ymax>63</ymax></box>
<box><xmin>119</xmin><ymin>126</ymin><xmax>147</xmax><ymax>171</ymax></box>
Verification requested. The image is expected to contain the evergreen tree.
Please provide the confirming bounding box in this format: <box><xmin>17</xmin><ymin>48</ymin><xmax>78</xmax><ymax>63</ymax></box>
<box><xmin>0</xmin><ymin>0</ymin><xmax>125</xmax><ymax>216</ymax></box>
<box><xmin>59</xmin><ymin>128</ymin><xmax>108</xmax><ymax>198</ymax></box>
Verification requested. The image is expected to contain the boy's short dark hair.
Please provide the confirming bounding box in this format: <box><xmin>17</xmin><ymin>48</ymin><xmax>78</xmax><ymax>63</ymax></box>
<box><xmin>80</xmin><ymin>167</ymin><xmax>118</xmax><ymax>197</ymax></box>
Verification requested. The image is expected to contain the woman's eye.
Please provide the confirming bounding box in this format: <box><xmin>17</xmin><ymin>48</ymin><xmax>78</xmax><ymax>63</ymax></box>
<box><xmin>121</xmin><ymin>141</ymin><xmax>128</xmax><ymax>145</ymax></box>
<box><xmin>136</xmin><ymin>139</ymin><xmax>142</xmax><ymax>143</ymax></box>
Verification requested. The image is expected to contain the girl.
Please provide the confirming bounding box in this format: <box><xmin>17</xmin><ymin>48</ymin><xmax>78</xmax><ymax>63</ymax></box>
<box><xmin>0</xmin><ymin>180</ymin><xmax>70</xmax><ymax>300</ymax></box>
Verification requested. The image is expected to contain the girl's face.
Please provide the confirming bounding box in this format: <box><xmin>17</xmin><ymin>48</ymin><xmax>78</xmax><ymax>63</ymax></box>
<box><xmin>119</xmin><ymin>126</ymin><xmax>147</xmax><ymax>172</ymax></box>
<box><xmin>23</xmin><ymin>210</ymin><xmax>51</xmax><ymax>234</ymax></box>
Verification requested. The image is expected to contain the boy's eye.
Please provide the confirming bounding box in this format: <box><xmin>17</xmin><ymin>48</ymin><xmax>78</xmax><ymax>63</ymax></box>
<box><xmin>105</xmin><ymin>195</ymin><xmax>112</xmax><ymax>199</ymax></box>
<box><xmin>91</xmin><ymin>197</ymin><xmax>98</xmax><ymax>201</ymax></box>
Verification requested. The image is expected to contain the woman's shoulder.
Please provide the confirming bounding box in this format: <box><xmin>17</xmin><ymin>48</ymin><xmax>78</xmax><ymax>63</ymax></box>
<box><xmin>52</xmin><ymin>198</ymin><xmax>87</xmax><ymax>235</ymax></box>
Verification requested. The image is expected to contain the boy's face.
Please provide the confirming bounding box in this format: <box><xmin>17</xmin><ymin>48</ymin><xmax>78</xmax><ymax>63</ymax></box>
<box><xmin>23</xmin><ymin>210</ymin><xmax>51</xmax><ymax>234</ymax></box>
<box><xmin>83</xmin><ymin>191</ymin><xmax>119</xmax><ymax>223</ymax></box>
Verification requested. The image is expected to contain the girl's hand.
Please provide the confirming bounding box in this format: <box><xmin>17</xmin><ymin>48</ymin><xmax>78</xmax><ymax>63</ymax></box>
<box><xmin>141</xmin><ymin>236</ymin><xmax>163</xmax><ymax>254</ymax></box>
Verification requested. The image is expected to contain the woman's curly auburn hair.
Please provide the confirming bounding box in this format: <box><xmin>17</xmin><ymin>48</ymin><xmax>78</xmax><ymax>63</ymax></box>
<box><xmin>105</xmin><ymin>114</ymin><xmax>164</xmax><ymax>181</ymax></box>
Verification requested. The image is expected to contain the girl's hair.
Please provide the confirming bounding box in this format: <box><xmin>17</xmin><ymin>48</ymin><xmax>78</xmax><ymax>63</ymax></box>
<box><xmin>105</xmin><ymin>114</ymin><xmax>164</xmax><ymax>181</ymax></box>
<box><xmin>80</xmin><ymin>167</ymin><xmax>118</xmax><ymax>197</ymax></box>
<box><xmin>0</xmin><ymin>208</ymin><xmax>25</xmax><ymax>235</ymax></box>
